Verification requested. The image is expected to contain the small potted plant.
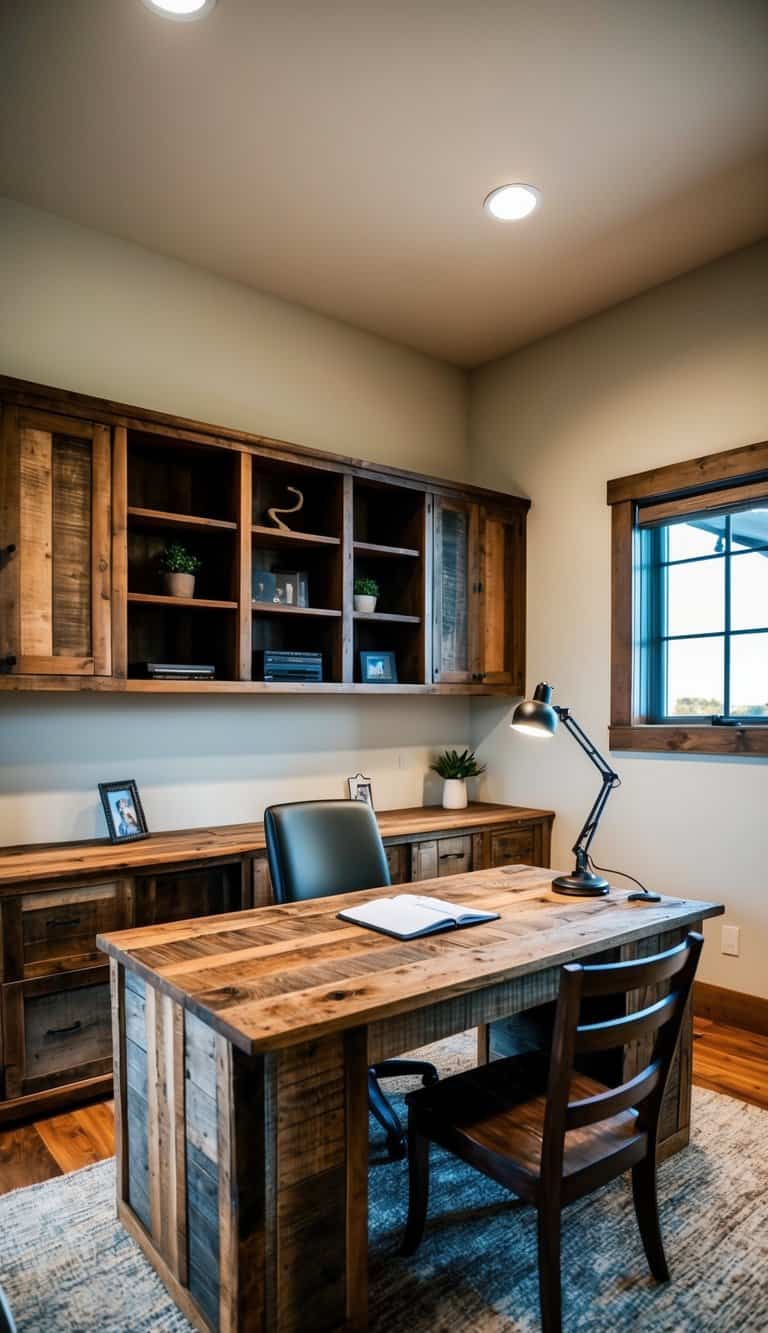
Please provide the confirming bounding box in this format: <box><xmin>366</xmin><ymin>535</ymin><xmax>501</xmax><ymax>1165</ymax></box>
<box><xmin>159</xmin><ymin>543</ymin><xmax>202</xmax><ymax>599</ymax></box>
<box><xmin>430</xmin><ymin>748</ymin><xmax>486</xmax><ymax>810</ymax></box>
<box><xmin>354</xmin><ymin>576</ymin><xmax>379</xmax><ymax>614</ymax></box>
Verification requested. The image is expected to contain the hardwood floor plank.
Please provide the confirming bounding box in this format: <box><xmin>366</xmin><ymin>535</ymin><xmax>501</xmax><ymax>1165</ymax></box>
<box><xmin>0</xmin><ymin>1123</ymin><xmax>63</xmax><ymax>1195</ymax></box>
<box><xmin>36</xmin><ymin>1103</ymin><xmax>115</xmax><ymax>1174</ymax></box>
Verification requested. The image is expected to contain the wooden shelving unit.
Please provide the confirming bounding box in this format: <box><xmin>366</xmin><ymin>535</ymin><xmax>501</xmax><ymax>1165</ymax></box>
<box><xmin>0</xmin><ymin>373</ymin><xmax>530</xmax><ymax>695</ymax></box>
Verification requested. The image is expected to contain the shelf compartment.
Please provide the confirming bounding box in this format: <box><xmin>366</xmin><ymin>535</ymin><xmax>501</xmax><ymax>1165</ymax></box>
<box><xmin>128</xmin><ymin>593</ymin><xmax>237</xmax><ymax>610</ymax></box>
<box><xmin>355</xmin><ymin>617</ymin><xmax>424</xmax><ymax>684</ymax></box>
<box><xmin>127</xmin><ymin>601</ymin><xmax>238</xmax><ymax>680</ymax></box>
<box><xmin>252</xmin><ymin>460</ymin><xmax>342</xmax><ymax>539</ymax></box>
<box><xmin>354</xmin><ymin>480</ymin><xmax>425</xmax><ymax>550</ymax></box>
<box><xmin>252</xmin><ymin>608</ymin><xmax>341</xmax><ymax>682</ymax></box>
<box><xmin>353</xmin><ymin>611</ymin><xmax>421</xmax><ymax>624</ymax></box>
<box><xmin>128</xmin><ymin>432</ymin><xmax>237</xmax><ymax>522</ymax></box>
<box><xmin>128</xmin><ymin>522</ymin><xmax>237</xmax><ymax>604</ymax></box>
<box><xmin>353</xmin><ymin>540</ymin><xmax>420</xmax><ymax>559</ymax></box>
<box><xmin>252</xmin><ymin>525</ymin><xmax>339</xmax><ymax>549</ymax></box>
<box><xmin>128</xmin><ymin>507</ymin><xmax>237</xmax><ymax>533</ymax></box>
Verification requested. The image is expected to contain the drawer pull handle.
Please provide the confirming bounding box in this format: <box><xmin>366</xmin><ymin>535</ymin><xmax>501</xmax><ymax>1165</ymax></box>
<box><xmin>45</xmin><ymin>1020</ymin><xmax>82</xmax><ymax>1038</ymax></box>
<box><xmin>439</xmin><ymin>851</ymin><xmax>466</xmax><ymax>860</ymax></box>
<box><xmin>46</xmin><ymin>917</ymin><xmax>82</xmax><ymax>929</ymax></box>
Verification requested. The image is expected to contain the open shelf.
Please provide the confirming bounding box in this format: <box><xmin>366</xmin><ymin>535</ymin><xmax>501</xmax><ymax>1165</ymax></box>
<box><xmin>128</xmin><ymin>432</ymin><xmax>237</xmax><ymax>522</ymax></box>
<box><xmin>128</xmin><ymin>593</ymin><xmax>237</xmax><ymax>610</ymax></box>
<box><xmin>128</xmin><ymin>507</ymin><xmax>237</xmax><ymax>533</ymax></box>
<box><xmin>252</xmin><ymin>603</ymin><xmax>341</xmax><ymax>618</ymax></box>
<box><xmin>353</xmin><ymin>540</ymin><xmax>420</xmax><ymax>559</ymax></box>
<box><xmin>353</xmin><ymin>610</ymin><xmax>421</xmax><ymax>624</ymax></box>
<box><xmin>252</xmin><ymin>525</ymin><xmax>339</xmax><ymax>549</ymax></box>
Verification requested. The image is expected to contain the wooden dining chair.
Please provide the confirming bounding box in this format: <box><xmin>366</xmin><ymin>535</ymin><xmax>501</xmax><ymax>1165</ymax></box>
<box><xmin>401</xmin><ymin>930</ymin><xmax>704</xmax><ymax>1333</ymax></box>
<box><xmin>264</xmin><ymin>799</ymin><xmax>439</xmax><ymax>1159</ymax></box>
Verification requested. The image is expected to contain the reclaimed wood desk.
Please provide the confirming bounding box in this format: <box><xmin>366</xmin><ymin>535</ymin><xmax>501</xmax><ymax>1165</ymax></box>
<box><xmin>98</xmin><ymin>866</ymin><xmax>723</xmax><ymax>1333</ymax></box>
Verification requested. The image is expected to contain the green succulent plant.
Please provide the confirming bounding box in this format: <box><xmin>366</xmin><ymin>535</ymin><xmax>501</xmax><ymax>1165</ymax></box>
<box><xmin>159</xmin><ymin>543</ymin><xmax>202</xmax><ymax>575</ymax></box>
<box><xmin>354</xmin><ymin>576</ymin><xmax>379</xmax><ymax>597</ymax></box>
<box><xmin>430</xmin><ymin>748</ymin><xmax>486</xmax><ymax>780</ymax></box>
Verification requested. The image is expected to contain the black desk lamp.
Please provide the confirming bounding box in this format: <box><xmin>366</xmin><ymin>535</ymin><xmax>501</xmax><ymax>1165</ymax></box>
<box><xmin>510</xmin><ymin>682</ymin><xmax>619</xmax><ymax>897</ymax></box>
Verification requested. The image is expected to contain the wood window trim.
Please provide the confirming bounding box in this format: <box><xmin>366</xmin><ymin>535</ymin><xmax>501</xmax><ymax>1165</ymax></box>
<box><xmin>608</xmin><ymin>441</ymin><xmax>768</xmax><ymax>756</ymax></box>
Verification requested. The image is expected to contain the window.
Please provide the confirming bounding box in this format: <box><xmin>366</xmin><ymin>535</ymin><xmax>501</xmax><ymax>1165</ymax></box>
<box><xmin>608</xmin><ymin>441</ymin><xmax>768</xmax><ymax>755</ymax></box>
<box><xmin>641</xmin><ymin>506</ymin><xmax>768</xmax><ymax>722</ymax></box>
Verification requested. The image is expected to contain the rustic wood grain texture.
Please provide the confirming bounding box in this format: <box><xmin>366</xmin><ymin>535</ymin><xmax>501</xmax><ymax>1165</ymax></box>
<box><xmin>607</xmin><ymin>437</ymin><xmax>768</xmax><ymax>506</ymax></box>
<box><xmin>0</xmin><ymin>803</ymin><xmax>553</xmax><ymax>888</ymax></box>
<box><xmin>19</xmin><ymin>426</ymin><xmax>53</xmax><ymax>657</ymax></box>
<box><xmin>99</xmin><ymin>867</ymin><xmax>722</xmax><ymax>1056</ymax></box>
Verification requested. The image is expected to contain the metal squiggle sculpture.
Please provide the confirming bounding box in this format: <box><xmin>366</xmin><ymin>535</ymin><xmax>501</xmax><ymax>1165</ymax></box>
<box><xmin>267</xmin><ymin>485</ymin><xmax>304</xmax><ymax>531</ymax></box>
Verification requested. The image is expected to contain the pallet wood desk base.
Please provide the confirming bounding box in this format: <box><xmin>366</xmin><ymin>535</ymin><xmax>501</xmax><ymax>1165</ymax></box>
<box><xmin>99</xmin><ymin>866</ymin><xmax>722</xmax><ymax>1333</ymax></box>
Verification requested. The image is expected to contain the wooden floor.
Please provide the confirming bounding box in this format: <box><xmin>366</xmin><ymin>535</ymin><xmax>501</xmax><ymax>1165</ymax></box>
<box><xmin>0</xmin><ymin>1019</ymin><xmax>765</xmax><ymax>1198</ymax></box>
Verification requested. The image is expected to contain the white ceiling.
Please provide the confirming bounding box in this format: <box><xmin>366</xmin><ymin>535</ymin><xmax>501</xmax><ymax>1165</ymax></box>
<box><xmin>1</xmin><ymin>0</ymin><xmax>767</xmax><ymax>367</ymax></box>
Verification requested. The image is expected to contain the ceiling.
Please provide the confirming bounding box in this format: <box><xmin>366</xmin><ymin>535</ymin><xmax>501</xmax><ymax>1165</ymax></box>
<box><xmin>1</xmin><ymin>0</ymin><xmax>767</xmax><ymax>367</ymax></box>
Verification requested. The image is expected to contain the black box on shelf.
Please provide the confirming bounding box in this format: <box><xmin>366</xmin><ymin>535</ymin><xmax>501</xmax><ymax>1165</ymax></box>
<box><xmin>253</xmin><ymin>650</ymin><xmax>323</xmax><ymax>682</ymax></box>
<box><xmin>131</xmin><ymin>662</ymin><xmax>216</xmax><ymax>680</ymax></box>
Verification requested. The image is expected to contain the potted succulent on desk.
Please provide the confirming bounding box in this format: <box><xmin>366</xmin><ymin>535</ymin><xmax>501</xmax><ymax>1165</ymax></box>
<box><xmin>159</xmin><ymin>543</ymin><xmax>202</xmax><ymax>599</ymax></box>
<box><xmin>354</xmin><ymin>576</ymin><xmax>379</xmax><ymax>614</ymax></box>
<box><xmin>430</xmin><ymin>748</ymin><xmax>486</xmax><ymax>810</ymax></box>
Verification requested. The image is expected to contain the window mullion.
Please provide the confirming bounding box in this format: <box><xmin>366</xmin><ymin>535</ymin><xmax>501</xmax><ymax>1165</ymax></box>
<box><xmin>724</xmin><ymin>514</ymin><xmax>731</xmax><ymax>715</ymax></box>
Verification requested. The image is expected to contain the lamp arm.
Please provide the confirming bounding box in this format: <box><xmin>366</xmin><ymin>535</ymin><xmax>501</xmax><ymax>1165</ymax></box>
<box><xmin>556</xmin><ymin>709</ymin><xmax>620</xmax><ymax>866</ymax></box>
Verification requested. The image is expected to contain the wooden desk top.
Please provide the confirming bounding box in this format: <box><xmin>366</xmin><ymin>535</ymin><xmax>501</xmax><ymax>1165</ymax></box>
<box><xmin>0</xmin><ymin>803</ymin><xmax>552</xmax><ymax>889</ymax></box>
<box><xmin>98</xmin><ymin>865</ymin><xmax>723</xmax><ymax>1056</ymax></box>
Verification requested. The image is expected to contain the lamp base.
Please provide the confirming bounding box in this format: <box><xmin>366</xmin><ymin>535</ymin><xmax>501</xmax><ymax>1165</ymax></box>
<box><xmin>551</xmin><ymin>869</ymin><xmax>610</xmax><ymax>897</ymax></box>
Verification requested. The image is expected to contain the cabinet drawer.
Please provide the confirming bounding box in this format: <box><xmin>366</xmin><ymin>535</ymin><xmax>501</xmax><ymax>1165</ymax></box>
<box><xmin>135</xmin><ymin>862</ymin><xmax>243</xmax><ymax>926</ymax></box>
<box><xmin>20</xmin><ymin>881</ymin><xmax>129</xmax><ymax>979</ymax></box>
<box><xmin>489</xmin><ymin>827</ymin><xmax>536</xmax><ymax>867</ymax></box>
<box><xmin>436</xmin><ymin>835</ymin><xmax>472</xmax><ymax>876</ymax></box>
<box><xmin>2</xmin><ymin>968</ymin><xmax>112</xmax><ymax>1100</ymax></box>
<box><xmin>410</xmin><ymin>834</ymin><xmax>473</xmax><ymax>882</ymax></box>
<box><xmin>384</xmin><ymin>844</ymin><xmax>409</xmax><ymax>885</ymax></box>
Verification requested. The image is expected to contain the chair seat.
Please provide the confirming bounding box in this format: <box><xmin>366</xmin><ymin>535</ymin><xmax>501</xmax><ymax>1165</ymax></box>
<box><xmin>406</xmin><ymin>1052</ymin><xmax>647</xmax><ymax>1202</ymax></box>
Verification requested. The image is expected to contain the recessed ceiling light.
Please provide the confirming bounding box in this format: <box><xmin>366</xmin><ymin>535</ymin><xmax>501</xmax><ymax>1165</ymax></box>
<box><xmin>483</xmin><ymin>184</ymin><xmax>540</xmax><ymax>221</ymax></box>
<box><xmin>142</xmin><ymin>0</ymin><xmax>217</xmax><ymax>19</ymax></box>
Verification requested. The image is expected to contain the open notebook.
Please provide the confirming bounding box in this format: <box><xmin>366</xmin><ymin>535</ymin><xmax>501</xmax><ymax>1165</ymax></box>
<box><xmin>338</xmin><ymin>893</ymin><xmax>500</xmax><ymax>940</ymax></box>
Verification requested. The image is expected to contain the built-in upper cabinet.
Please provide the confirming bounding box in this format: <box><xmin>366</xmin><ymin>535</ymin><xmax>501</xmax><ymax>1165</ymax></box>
<box><xmin>432</xmin><ymin>496</ymin><xmax>525</xmax><ymax>691</ymax></box>
<box><xmin>0</xmin><ymin>376</ymin><xmax>529</xmax><ymax>695</ymax></box>
<box><xmin>0</xmin><ymin>405</ymin><xmax>111</xmax><ymax>676</ymax></box>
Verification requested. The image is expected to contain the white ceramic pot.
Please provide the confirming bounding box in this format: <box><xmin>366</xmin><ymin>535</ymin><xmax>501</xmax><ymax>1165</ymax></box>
<box><xmin>442</xmin><ymin>778</ymin><xmax>468</xmax><ymax>810</ymax></box>
<box><xmin>164</xmin><ymin>572</ymin><xmax>195</xmax><ymax>598</ymax></box>
<box><xmin>354</xmin><ymin>594</ymin><xmax>377</xmax><ymax>614</ymax></box>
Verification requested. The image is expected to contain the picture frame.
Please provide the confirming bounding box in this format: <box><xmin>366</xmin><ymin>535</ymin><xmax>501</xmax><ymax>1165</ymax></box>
<box><xmin>347</xmin><ymin>772</ymin><xmax>374</xmax><ymax>809</ymax></box>
<box><xmin>98</xmin><ymin>780</ymin><xmax>149</xmax><ymax>844</ymax></box>
<box><xmin>360</xmin><ymin>650</ymin><xmax>398</xmax><ymax>684</ymax></box>
<box><xmin>274</xmin><ymin>570</ymin><xmax>308</xmax><ymax>608</ymax></box>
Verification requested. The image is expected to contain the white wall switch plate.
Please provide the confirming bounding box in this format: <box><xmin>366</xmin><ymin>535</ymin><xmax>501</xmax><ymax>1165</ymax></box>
<box><xmin>721</xmin><ymin>925</ymin><xmax>740</xmax><ymax>957</ymax></box>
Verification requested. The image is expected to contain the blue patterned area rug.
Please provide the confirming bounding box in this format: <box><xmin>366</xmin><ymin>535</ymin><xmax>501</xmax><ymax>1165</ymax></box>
<box><xmin>1</xmin><ymin>1036</ymin><xmax>767</xmax><ymax>1332</ymax></box>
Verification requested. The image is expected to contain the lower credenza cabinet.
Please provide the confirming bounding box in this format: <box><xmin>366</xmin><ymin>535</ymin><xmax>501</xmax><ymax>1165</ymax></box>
<box><xmin>0</xmin><ymin>803</ymin><xmax>553</xmax><ymax>1121</ymax></box>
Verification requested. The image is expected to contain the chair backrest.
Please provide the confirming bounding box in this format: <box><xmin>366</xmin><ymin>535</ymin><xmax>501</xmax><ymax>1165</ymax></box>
<box><xmin>264</xmin><ymin>799</ymin><xmax>391</xmax><ymax>903</ymax></box>
<box><xmin>541</xmin><ymin>931</ymin><xmax>704</xmax><ymax>1181</ymax></box>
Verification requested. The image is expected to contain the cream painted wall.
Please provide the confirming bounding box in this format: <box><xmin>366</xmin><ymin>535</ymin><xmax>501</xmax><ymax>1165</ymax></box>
<box><xmin>0</xmin><ymin>198</ymin><xmax>470</xmax><ymax>844</ymax></box>
<box><xmin>469</xmin><ymin>240</ymin><xmax>768</xmax><ymax>998</ymax></box>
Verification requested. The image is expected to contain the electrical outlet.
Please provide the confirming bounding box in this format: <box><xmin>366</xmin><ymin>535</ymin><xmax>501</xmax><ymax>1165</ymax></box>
<box><xmin>721</xmin><ymin>925</ymin><xmax>740</xmax><ymax>957</ymax></box>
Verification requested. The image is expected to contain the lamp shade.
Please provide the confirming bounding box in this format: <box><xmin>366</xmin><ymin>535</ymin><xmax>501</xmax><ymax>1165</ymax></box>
<box><xmin>510</xmin><ymin>682</ymin><xmax>559</xmax><ymax>737</ymax></box>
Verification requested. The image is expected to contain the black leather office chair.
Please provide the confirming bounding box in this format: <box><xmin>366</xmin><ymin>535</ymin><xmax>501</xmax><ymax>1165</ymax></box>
<box><xmin>264</xmin><ymin>799</ymin><xmax>439</xmax><ymax>1159</ymax></box>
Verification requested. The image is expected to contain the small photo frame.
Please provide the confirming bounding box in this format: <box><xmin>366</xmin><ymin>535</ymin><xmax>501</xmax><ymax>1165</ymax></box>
<box><xmin>348</xmin><ymin>772</ymin><xmax>374</xmax><ymax>809</ymax></box>
<box><xmin>273</xmin><ymin>570</ymin><xmax>309</xmax><ymax>608</ymax></box>
<box><xmin>360</xmin><ymin>651</ymin><xmax>398</xmax><ymax>684</ymax></box>
<box><xmin>98</xmin><ymin>780</ymin><xmax>149</xmax><ymax>844</ymax></box>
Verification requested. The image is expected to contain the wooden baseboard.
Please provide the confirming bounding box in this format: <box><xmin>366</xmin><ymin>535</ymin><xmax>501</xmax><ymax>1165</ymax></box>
<box><xmin>694</xmin><ymin>981</ymin><xmax>768</xmax><ymax>1037</ymax></box>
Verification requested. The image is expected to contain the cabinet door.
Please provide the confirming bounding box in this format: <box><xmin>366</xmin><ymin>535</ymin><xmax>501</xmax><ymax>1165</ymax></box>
<box><xmin>477</xmin><ymin>505</ymin><xmax>526</xmax><ymax>689</ymax></box>
<box><xmin>2</xmin><ymin>967</ymin><xmax>112</xmax><ymax>1100</ymax></box>
<box><xmin>0</xmin><ymin>405</ymin><xmax>111</xmax><ymax>675</ymax></box>
<box><xmin>432</xmin><ymin>496</ymin><xmax>480</xmax><ymax>683</ymax></box>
